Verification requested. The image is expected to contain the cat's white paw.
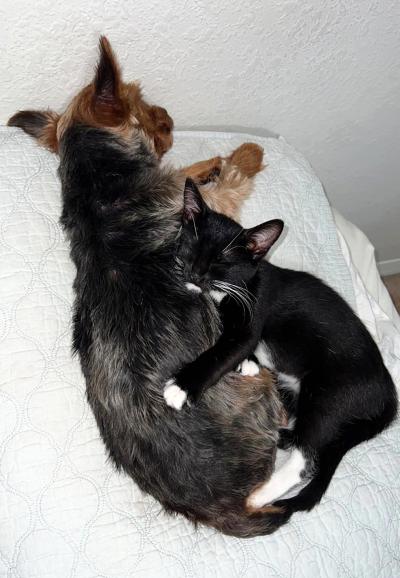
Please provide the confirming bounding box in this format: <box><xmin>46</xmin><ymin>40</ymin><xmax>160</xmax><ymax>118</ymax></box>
<box><xmin>238</xmin><ymin>359</ymin><xmax>260</xmax><ymax>376</ymax></box>
<box><xmin>164</xmin><ymin>380</ymin><xmax>188</xmax><ymax>410</ymax></box>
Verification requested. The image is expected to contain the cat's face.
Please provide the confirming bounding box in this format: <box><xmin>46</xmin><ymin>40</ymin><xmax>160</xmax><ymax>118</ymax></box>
<box><xmin>178</xmin><ymin>180</ymin><xmax>283</xmax><ymax>299</ymax></box>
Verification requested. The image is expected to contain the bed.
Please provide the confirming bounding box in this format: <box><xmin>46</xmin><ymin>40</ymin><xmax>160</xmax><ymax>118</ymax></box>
<box><xmin>1</xmin><ymin>127</ymin><xmax>399</xmax><ymax>578</ymax></box>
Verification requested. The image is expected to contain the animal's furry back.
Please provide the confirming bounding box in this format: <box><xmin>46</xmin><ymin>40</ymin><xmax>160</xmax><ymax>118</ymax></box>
<box><xmin>58</xmin><ymin>124</ymin><xmax>286</xmax><ymax>536</ymax></box>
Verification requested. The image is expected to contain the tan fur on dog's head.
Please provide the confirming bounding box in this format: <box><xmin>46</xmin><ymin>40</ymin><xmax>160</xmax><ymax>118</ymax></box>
<box><xmin>8</xmin><ymin>36</ymin><xmax>173</xmax><ymax>158</ymax></box>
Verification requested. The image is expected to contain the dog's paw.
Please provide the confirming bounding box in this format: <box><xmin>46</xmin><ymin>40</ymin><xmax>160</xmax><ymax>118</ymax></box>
<box><xmin>237</xmin><ymin>359</ymin><xmax>260</xmax><ymax>376</ymax></box>
<box><xmin>164</xmin><ymin>379</ymin><xmax>188</xmax><ymax>410</ymax></box>
<box><xmin>227</xmin><ymin>143</ymin><xmax>264</xmax><ymax>178</ymax></box>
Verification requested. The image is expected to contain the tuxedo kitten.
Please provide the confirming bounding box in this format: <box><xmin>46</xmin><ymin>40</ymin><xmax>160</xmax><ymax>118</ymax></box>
<box><xmin>166</xmin><ymin>180</ymin><xmax>398</xmax><ymax>517</ymax></box>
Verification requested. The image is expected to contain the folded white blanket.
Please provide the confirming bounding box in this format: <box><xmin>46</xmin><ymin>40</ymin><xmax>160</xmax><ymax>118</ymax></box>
<box><xmin>0</xmin><ymin>128</ymin><xmax>398</xmax><ymax>578</ymax></box>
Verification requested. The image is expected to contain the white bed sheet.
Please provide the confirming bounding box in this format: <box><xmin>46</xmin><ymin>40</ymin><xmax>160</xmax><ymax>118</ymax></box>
<box><xmin>333</xmin><ymin>209</ymin><xmax>400</xmax><ymax>384</ymax></box>
<box><xmin>1</xmin><ymin>127</ymin><xmax>399</xmax><ymax>578</ymax></box>
<box><xmin>333</xmin><ymin>209</ymin><xmax>400</xmax><ymax>332</ymax></box>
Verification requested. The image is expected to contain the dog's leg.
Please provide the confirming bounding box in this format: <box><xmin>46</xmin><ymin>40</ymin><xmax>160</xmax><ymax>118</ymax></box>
<box><xmin>181</xmin><ymin>156</ymin><xmax>223</xmax><ymax>183</ymax></box>
<box><xmin>226</xmin><ymin>143</ymin><xmax>265</xmax><ymax>178</ymax></box>
<box><xmin>181</xmin><ymin>144</ymin><xmax>264</xmax><ymax>219</ymax></box>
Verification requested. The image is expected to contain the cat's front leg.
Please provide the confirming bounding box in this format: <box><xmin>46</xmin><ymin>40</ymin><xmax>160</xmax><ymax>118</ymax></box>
<box><xmin>164</xmin><ymin>330</ymin><xmax>260</xmax><ymax>410</ymax></box>
<box><xmin>163</xmin><ymin>361</ymin><xmax>211</xmax><ymax>410</ymax></box>
<box><xmin>163</xmin><ymin>378</ymin><xmax>190</xmax><ymax>410</ymax></box>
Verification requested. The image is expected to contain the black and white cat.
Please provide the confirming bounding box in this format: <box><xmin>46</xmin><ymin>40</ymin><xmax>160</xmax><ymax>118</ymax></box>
<box><xmin>165</xmin><ymin>179</ymin><xmax>398</xmax><ymax>514</ymax></box>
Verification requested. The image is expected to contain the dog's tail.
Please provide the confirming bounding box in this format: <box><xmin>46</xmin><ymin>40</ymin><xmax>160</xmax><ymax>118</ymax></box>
<box><xmin>203</xmin><ymin>504</ymin><xmax>292</xmax><ymax>538</ymax></box>
<box><xmin>169</xmin><ymin>500</ymin><xmax>292</xmax><ymax>538</ymax></box>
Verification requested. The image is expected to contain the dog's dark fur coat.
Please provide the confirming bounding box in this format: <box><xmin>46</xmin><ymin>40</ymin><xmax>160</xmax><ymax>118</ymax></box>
<box><xmin>56</xmin><ymin>123</ymin><xmax>289</xmax><ymax>536</ymax></box>
<box><xmin>8</xmin><ymin>37</ymin><xmax>291</xmax><ymax>536</ymax></box>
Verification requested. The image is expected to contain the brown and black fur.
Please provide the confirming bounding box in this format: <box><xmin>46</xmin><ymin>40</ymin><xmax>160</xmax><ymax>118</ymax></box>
<box><xmin>8</xmin><ymin>37</ymin><xmax>264</xmax><ymax>220</ymax></box>
<box><xmin>8</xmin><ymin>38</ymin><xmax>290</xmax><ymax>536</ymax></box>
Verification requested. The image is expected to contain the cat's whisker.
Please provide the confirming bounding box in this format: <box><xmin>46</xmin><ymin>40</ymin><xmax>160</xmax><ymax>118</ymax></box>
<box><xmin>215</xmin><ymin>284</ymin><xmax>245</xmax><ymax>315</ymax></box>
<box><xmin>227</xmin><ymin>281</ymin><xmax>254</xmax><ymax>299</ymax></box>
<box><xmin>223</xmin><ymin>288</ymin><xmax>248</xmax><ymax>319</ymax></box>
<box><xmin>214</xmin><ymin>281</ymin><xmax>254</xmax><ymax>320</ymax></box>
<box><xmin>227</xmin><ymin>284</ymin><xmax>254</xmax><ymax>316</ymax></box>
<box><xmin>216</xmin><ymin>281</ymin><xmax>255</xmax><ymax>306</ymax></box>
<box><xmin>222</xmin><ymin>245</ymin><xmax>245</xmax><ymax>256</ymax></box>
<box><xmin>221</xmin><ymin>229</ymin><xmax>243</xmax><ymax>254</ymax></box>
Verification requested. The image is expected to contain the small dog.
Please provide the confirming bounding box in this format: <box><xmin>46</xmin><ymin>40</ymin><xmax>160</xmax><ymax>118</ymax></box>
<box><xmin>9</xmin><ymin>37</ymin><xmax>264</xmax><ymax>220</ymax></box>
<box><xmin>9</xmin><ymin>37</ymin><xmax>288</xmax><ymax>536</ymax></box>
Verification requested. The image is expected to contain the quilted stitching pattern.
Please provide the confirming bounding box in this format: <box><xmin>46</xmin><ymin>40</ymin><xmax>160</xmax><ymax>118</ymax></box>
<box><xmin>1</xmin><ymin>128</ymin><xmax>398</xmax><ymax>578</ymax></box>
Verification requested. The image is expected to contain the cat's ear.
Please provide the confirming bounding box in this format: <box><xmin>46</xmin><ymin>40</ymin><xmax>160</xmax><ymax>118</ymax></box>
<box><xmin>183</xmin><ymin>179</ymin><xmax>206</xmax><ymax>224</ymax></box>
<box><xmin>245</xmin><ymin>219</ymin><xmax>284</xmax><ymax>259</ymax></box>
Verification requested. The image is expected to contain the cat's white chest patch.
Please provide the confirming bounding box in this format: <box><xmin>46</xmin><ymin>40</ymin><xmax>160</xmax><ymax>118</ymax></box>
<box><xmin>279</xmin><ymin>372</ymin><xmax>301</xmax><ymax>393</ymax></box>
<box><xmin>185</xmin><ymin>282</ymin><xmax>202</xmax><ymax>294</ymax></box>
<box><xmin>209</xmin><ymin>289</ymin><xmax>226</xmax><ymax>304</ymax></box>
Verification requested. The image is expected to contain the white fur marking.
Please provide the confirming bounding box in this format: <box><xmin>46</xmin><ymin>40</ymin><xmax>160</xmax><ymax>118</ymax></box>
<box><xmin>254</xmin><ymin>343</ymin><xmax>300</xmax><ymax>393</ymax></box>
<box><xmin>239</xmin><ymin>359</ymin><xmax>260</xmax><ymax>376</ymax></box>
<box><xmin>164</xmin><ymin>380</ymin><xmax>188</xmax><ymax>410</ymax></box>
<box><xmin>247</xmin><ymin>449</ymin><xmax>306</xmax><ymax>507</ymax></box>
<box><xmin>209</xmin><ymin>289</ymin><xmax>226</xmax><ymax>304</ymax></box>
<box><xmin>185</xmin><ymin>282</ymin><xmax>202</xmax><ymax>294</ymax></box>
<box><xmin>281</xmin><ymin>415</ymin><xmax>296</xmax><ymax>431</ymax></box>
<box><xmin>254</xmin><ymin>342</ymin><xmax>275</xmax><ymax>369</ymax></box>
<box><xmin>279</xmin><ymin>372</ymin><xmax>301</xmax><ymax>394</ymax></box>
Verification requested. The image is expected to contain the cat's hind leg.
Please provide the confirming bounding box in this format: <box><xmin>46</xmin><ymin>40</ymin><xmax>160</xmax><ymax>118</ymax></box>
<box><xmin>246</xmin><ymin>448</ymin><xmax>308</xmax><ymax>508</ymax></box>
<box><xmin>273</xmin><ymin>370</ymin><xmax>397</xmax><ymax>513</ymax></box>
<box><xmin>272</xmin><ymin>447</ymin><xmax>343</xmax><ymax>512</ymax></box>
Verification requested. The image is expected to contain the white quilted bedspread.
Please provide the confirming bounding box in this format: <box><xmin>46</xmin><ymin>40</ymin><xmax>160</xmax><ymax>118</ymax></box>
<box><xmin>1</xmin><ymin>128</ymin><xmax>399</xmax><ymax>578</ymax></box>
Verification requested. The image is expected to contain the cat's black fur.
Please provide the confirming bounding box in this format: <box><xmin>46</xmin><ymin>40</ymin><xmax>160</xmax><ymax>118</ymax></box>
<box><xmin>172</xmin><ymin>180</ymin><xmax>398</xmax><ymax>515</ymax></box>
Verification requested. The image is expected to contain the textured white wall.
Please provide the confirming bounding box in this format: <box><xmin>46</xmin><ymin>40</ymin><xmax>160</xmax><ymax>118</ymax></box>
<box><xmin>1</xmin><ymin>0</ymin><xmax>399</xmax><ymax>265</ymax></box>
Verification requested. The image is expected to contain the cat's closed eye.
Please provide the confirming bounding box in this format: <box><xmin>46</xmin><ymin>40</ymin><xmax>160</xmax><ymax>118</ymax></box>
<box><xmin>214</xmin><ymin>254</ymin><xmax>230</xmax><ymax>265</ymax></box>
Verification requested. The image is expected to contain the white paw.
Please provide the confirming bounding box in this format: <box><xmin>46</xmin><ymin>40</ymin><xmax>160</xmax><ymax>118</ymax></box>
<box><xmin>238</xmin><ymin>359</ymin><xmax>260</xmax><ymax>376</ymax></box>
<box><xmin>164</xmin><ymin>380</ymin><xmax>188</xmax><ymax>410</ymax></box>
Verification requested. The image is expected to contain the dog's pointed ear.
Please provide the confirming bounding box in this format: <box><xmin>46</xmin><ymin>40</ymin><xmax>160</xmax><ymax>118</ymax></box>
<box><xmin>8</xmin><ymin>110</ymin><xmax>60</xmax><ymax>152</ymax></box>
<box><xmin>94</xmin><ymin>36</ymin><xmax>122</xmax><ymax>106</ymax></box>
<box><xmin>183</xmin><ymin>179</ymin><xmax>206</xmax><ymax>224</ymax></box>
<box><xmin>245</xmin><ymin>219</ymin><xmax>284</xmax><ymax>259</ymax></box>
